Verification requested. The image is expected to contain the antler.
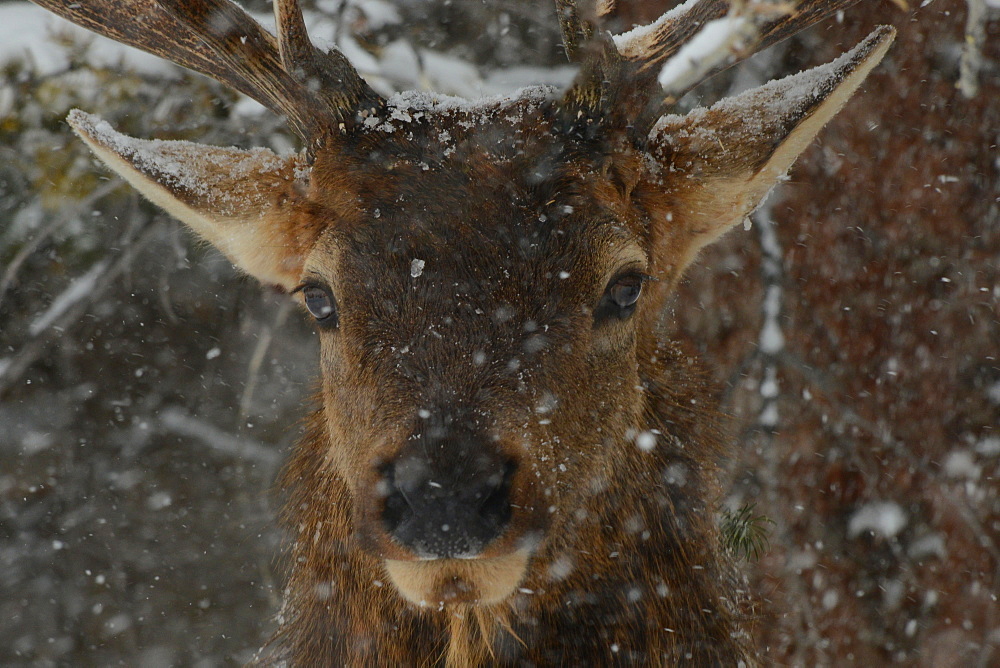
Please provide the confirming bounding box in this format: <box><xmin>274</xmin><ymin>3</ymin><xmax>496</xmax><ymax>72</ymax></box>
<box><xmin>554</xmin><ymin>0</ymin><xmax>614</xmax><ymax>60</ymax></box>
<box><xmin>557</xmin><ymin>0</ymin><xmax>870</xmax><ymax>136</ymax></box>
<box><xmin>271</xmin><ymin>0</ymin><xmax>383</xmax><ymax>131</ymax></box>
<box><xmin>31</xmin><ymin>0</ymin><xmax>382</xmax><ymax>144</ymax></box>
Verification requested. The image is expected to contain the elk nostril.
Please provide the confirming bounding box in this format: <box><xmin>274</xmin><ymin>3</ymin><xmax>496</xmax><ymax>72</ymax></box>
<box><xmin>380</xmin><ymin>464</ymin><xmax>413</xmax><ymax>536</ymax></box>
<box><xmin>477</xmin><ymin>460</ymin><xmax>516</xmax><ymax>532</ymax></box>
<box><xmin>379</xmin><ymin>457</ymin><xmax>517</xmax><ymax>558</ymax></box>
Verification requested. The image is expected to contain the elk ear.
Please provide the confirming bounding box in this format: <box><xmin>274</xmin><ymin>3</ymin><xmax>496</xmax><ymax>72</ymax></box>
<box><xmin>67</xmin><ymin>110</ymin><xmax>320</xmax><ymax>290</ymax></box>
<box><xmin>644</xmin><ymin>26</ymin><xmax>895</xmax><ymax>284</ymax></box>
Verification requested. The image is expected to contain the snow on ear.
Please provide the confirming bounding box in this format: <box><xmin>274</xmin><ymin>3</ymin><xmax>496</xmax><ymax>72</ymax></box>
<box><xmin>67</xmin><ymin>110</ymin><xmax>320</xmax><ymax>290</ymax></box>
<box><xmin>644</xmin><ymin>26</ymin><xmax>895</xmax><ymax>286</ymax></box>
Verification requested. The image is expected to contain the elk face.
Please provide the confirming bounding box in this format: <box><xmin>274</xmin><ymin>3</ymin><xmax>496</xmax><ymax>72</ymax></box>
<box><xmin>55</xmin><ymin>0</ymin><xmax>894</xmax><ymax>612</ymax></box>
<box><xmin>300</xmin><ymin>103</ymin><xmax>657</xmax><ymax>605</ymax></box>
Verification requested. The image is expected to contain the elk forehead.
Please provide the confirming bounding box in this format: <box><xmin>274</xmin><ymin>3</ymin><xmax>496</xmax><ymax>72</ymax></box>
<box><xmin>306</xmin><ymin>202</ymin><xmax>648</xmax><ymax>389</ymax></box>
<box><xmin>309</xmin><ymin>96</ymin><xmax>651</xmax><ymax>248</ymax></box>
<box><xmin>304</xmin><ymin>101</ymin><xmax>652</xmax><ymax>353</ymax></box>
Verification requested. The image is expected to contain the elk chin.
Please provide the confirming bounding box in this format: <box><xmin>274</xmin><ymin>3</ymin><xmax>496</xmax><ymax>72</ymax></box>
<box><xmin>384</xmin><ymin>551</ymin><xmax>530</xmax><ymax>607</ymax></box>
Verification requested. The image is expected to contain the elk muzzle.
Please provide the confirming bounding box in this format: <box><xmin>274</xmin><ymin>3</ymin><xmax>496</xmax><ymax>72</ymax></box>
<box><xmin>375</xmin><ymin>425</ymin><xmax>536</xmax><ymax>606</ymax></box>
<box><xmin>384</xmin><ymin>550</ymin><xmax>531</xmax><ymax>607</ymax></box>
<box><xmin>380</xmin><ymin>441</ymin><xmax>516</xmax><ymax>559</ymax></box>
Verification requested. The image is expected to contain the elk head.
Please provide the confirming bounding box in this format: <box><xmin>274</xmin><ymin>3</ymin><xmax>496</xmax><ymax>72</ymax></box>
<box><xmin>35</xmin><ymin>0</ymin><xmax>893</xmax><ymax>610</ymax></box>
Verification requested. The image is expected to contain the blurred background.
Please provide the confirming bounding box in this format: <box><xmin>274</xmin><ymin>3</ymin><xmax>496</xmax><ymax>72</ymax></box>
<box><xmin>1</xmin><ymin>0</ymin><xmax>997</xmax><ymax>664</ymax></box>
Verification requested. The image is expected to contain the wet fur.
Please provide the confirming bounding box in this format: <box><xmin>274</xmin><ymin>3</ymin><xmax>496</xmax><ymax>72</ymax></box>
<box><xmin>35</xmin><ymin>5</ymin><xmax>892</xmax><ymax>664</ymax></box>
<box><xmin>259</xmin><ymin>338</ymin><xmax>754</xmax><ymax>665</ymax></box>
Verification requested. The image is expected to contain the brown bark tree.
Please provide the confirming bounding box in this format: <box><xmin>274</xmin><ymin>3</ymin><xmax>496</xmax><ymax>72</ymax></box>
<box><xmin>671</xmin><ymin>0</ymin><xmax>1000</xmax><ymax>663</ymax></box>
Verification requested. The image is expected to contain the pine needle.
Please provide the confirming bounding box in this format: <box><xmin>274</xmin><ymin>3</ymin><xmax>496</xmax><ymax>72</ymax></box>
<box><xmin>721</xmin><ymin>504</ymin><xmax>774</xmax><ymax>562</ymax></box>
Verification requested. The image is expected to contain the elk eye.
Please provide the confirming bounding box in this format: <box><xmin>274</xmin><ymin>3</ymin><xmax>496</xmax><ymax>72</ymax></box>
<box><xmin>609</xmin><ymin>274</ymin><xmax>643</xmax><ymax>309</ymax></box>
<box><xmin>300</xmin><ymin>285</ymin><xmax>339</xmax><ymax>327</ymax></box>
<box><xmin>593</xmin><ymin>272</ymin><xmax>645</xmax><ymax>325</ymax></box>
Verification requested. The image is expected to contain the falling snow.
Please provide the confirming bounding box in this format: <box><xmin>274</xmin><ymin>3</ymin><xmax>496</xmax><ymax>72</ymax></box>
<box><xmin>847</xmin><ymin>502</ymin><xmax>908</xmax><ymax>540</ymax></box>
<box><xmin>1</xmin><ymin>0</ymin><xmax>998</xmax><ymax>665</ymax></box>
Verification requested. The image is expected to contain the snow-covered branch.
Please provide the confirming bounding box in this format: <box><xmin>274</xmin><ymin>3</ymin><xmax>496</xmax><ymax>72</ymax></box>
<box><xmin>158</xmin><ymin>407</ymin><xmax>281</xmax><ymax>470</ymax></box>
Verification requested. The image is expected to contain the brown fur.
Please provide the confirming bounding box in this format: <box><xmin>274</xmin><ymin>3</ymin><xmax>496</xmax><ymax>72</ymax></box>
<box><xmin>28</xmin><ymin>1</ymin><xmax>896</xmax><ymax>665</ymax></box>
<box><xmin>229</xmin><ymin>100</ymin><xmax>758</xmax><ymax>664</ymax></box>
<box><xmin>263</xmin><ymin>349</ymin><xmax>750</xmax><ymax>665</ymax></box>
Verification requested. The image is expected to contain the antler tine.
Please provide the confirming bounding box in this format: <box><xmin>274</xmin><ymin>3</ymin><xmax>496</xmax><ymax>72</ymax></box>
<box><xmin>28</xmin><ymin>0</ymin><xmax>299</xmax><ymax>120</ymax></box>
<box><xmin>610</xmin><ymin>0</ymin><xmax>729</xmax><ymax>70</ymax></box>
<box><xmin>555</xmin><ymin>0</ymin><xmax>637</xmax><ymax>131</ymax></box>
<box><xmin>30</xmin><ymin>0</ymin><xmax>383</xmax><ymax>147</ymax></box>
<box><xmin>154</xmin><ymin>0</ymin><xmax>325</xmax><ymax>140</ymax></box>
<box><xmin>555</xmin><ymin>0</ymin><xmax>594</xmax><ymax>61</ymax></box>
<box><xmin>614</xmin><ymin>0</ymin><xmax>868</xmax><ymax>99</ymax></box>
<box><xmin>157</xmin><ymin>0</ymin><xmax>381</xmax><ymax>141</ymax></box>
<box><xmin>555</xmin><ymin>0</ymin><xmax>581</xmax><ymax>60</ymax></box>
<box><xmin>274</xmin><ymin>0</ymin><xmax>315</xmax><ymax>68</ymax></box>
<box><xmin>755</xmin><ymin>0</ymin><xmax>868</xmax><ymax>56</ymax></box>
<box><xmin>557</xmin><ymin>0</ymin><xmax>871</xmax><ymax>139</ymax></box>
<box><xmin>272</xmin><ymin>0</ymin><xmax>384</xmax><ymax>125</ymax></box>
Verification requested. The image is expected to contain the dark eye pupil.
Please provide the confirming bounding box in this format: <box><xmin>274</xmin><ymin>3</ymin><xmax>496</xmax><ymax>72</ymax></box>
<box><xmin>610</xmin><ymin>276</ymin><xmax>642</xmax><ymax>308</ymax></box>
<box><xmin>303</xmin><ymin>286</ymin><xmax>337</xmax><ymax>325</ymax></box>
<box><xmin>592</xmin><ymin>273</ymin><xmax>645</xmax><ymax>326</ymax></box>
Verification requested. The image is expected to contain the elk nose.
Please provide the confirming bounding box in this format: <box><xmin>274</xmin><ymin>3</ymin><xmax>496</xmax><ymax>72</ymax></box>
<box><xmin>381</xmin><ymin>456</ymin><xmax>515</xmax><ymax>559</ymax></box>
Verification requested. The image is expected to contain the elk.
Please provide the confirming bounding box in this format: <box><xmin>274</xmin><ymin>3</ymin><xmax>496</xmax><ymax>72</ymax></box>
<box><xmin>29</xmin><ymin>0</ymin><xmax>893</xmax><ymax>664</ymax></box>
